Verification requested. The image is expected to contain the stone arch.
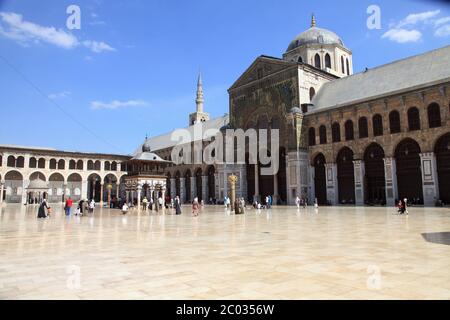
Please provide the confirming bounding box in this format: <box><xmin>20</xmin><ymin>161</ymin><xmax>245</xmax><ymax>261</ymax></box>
<box><xmin>29</xmin><ymin>157</ymin><xmax>37</xmax><ymax>168</ymax></box>
<box><xmin>69</xmin><ymin>159</ymin><xmax>76</xmax><ymax>170</ymax></box>
<box><xmin>77</xmin><ymin>160</ymin><xmax>83</xmax><ymax>170</ymax></box>
<box><xmin>313</xmin><ymin>153</ymin><xmax>327</xmax><ymax>205</ymax></box>
<box><xmin>67</xmin><ymin>173</ymin><xmax>82</xmax><ymax>201</ymax></box>
<box><xmin>395</xmin><ymin>138</ymin><xmax>423</xmax><ymax>203</ymax></box>
<box><xmin>427</xmin><ymin>102</ymin><xmax>441</xmax><ymax>128</ymax></box>
<box><xmin>4</xmin><ymin>170</ymin><xmax>23</xmax><ymax>203</ymax></box>
<box><xmin>29</xmin><ymin>171</ymin><xmax>47</xmax><ymax>181</ymax></box>
<box><xmin>434</xmin><ymin>132</ymin><xmax>450</xmax><ymax>203</ymax></box>
<box><xmin>38</xmin><ymin>158</ymin><xmax>45</xmax><ymax>169</ymax></box>
<box><xmin>363</xmin><ymin>143</ymin><xmax>386</xmax><ymax>205</ymax></box>
<box><xmin>87</xmin><ymin>173</ymin><xmax>102</xmax><ymax>202</ymax></box>
<box><xmin>104</xmin><ymin>161</ymin><xmax>111</xmax><ymax>171</ymax></box>
<box><xmin>103</xmin><ymin>173</ymin><xmax>118</xmax><ymax>203</ymax></box>
<box><xmin>336</xmin><ymin>147</ymin><xmax>355</xmax><ymax>204</ymax></box>
<box><xmin>7</xmin><ymin>155</ymin><xmax>15</xmax><ymax>167</ymax></box>
<box><xmin>49</xmin><ymin>158</ymin><xmax>57</xmax><ymax>170</ymax></box>
<box><xmin>48</xmin><ymin>173</ymin><xmax>65</xmax><ymax>203</ymax></box>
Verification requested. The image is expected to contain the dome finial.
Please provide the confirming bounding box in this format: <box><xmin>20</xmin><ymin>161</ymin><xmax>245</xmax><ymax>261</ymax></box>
<box><xmin>311</xmin><ymin>13</ymin><xmax>316</xmax><ymax>27</ymax></box>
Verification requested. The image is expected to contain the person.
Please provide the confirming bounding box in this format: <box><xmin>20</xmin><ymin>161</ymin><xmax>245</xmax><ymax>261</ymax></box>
<box><xmin>83</xmin><ymin>199</ymin><xmax>89</xmax><ymax>215</ymax></box>
<box><xmin>314</xmin><ymin>198</ymin><xmax>319</xmax><ymax>209</ymax></box>
<box><xmin>192</xmin><ymin>197</ymin><xmax>199</xmax><ymax>217</ymax></box>
<box><xmin>240</xmin><ymin>198</ymin><xmax>246</xmax><ymax>214</ymax></box>
<box><xmin>142</xmin><ymin>196</ymin><xmax>148</xmax><ymax>210</ymax></box>
<box><xmin>75</xmin><ymin>205</ymin><xmax>81</xmax><ymax>216</ymax></box>
<box><xmin>303</xmin><ymin>197</ymin><xmax>307</xmax><ymax>209</ymax></box>
<box><xmin>404</xmin><ymin>198</ymin><xmax>409</xmax><ymax>215</ymax></box>
<box><xmin>65</xmin><ymin>197</ymin><xmax>73</xmax><ymax>216</ymax></box>
<box><xmin>398</xmin><ymin>199</ymin><xmax>405</xmax><ymax>214</ymax></box>
<box><xmin>175</xmin><ymin>196</ymin><xmax>182</xmax><ymax>215</ymax></box>
<box><xmin>149</xmin><ymin>196</ymin><xmax>154</xmax><ymax>211</ymax></box>
<box><xmin>295</xmin><ymin>196</ymin><xmax>300</xmax><ymax>209</ymax></box>
<box><xmin>122</xmin><ymin>203</ymin><xmax>129</xmax><ymax>215</ymax></box>
<box><xmin>224</xmin><ymin>196</ymin><xmax>228</xmax><ymax>209</ymax></box>
<box><xmin>170</xmin><ymin>198</ymin><xmax>174</xmax><ymax>209</ymax></box>
<box><xmin>89</xmin><ymin>199</ymin><xmax>95</xmax><ymax>213</ymax></box>
<box><xmin>37</xmin><ymin>199</ymin><xmax>50</xmax><ymax>218</ymax></box>
<box><xmin>158</xmin><ymin>196</ymin><xmax>163</xmax><ymax>210</ymax></box>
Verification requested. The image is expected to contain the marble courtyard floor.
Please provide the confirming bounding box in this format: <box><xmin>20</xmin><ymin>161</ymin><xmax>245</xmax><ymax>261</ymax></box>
<box><xmin>0</xmin><ymin>204</ymin><xmax>449</xmax><ymax>300</ymax></box>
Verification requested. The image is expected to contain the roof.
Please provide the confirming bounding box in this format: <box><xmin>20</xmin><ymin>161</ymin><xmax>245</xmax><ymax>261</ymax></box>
<box><xmin>287</xmin><ymin>26</ymin><xmax>344</xmax><ymax>52</ymax></box>
<box><xmin>131</xmin><ymin>152</ymin><xmax>168</xmax><ymax>162</ymax></box>
<box><xmin>310</xmin><ymin>45</ymin><xmax>450</xmax><ymax>113</ymax></box>
<box><xmin>133</xmin><ymin>115</ymin><xmax>229</xmax><ymax>154</ymax></box>
<box><xmin>27</xmin><ymin>179</ymin><xmax>48</xmax><ymax>190</ymax></box>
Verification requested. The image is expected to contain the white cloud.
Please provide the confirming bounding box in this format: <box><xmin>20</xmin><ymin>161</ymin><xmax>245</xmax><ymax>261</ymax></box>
<box><xmin>397</xmin><ymin>10</ymin><xmax>441</xmax><ymax>27</ymax></box>
<box><xmin>0</xmin><ymin>11</ymin><xmax>115</xmax><ymax>53</ymax></box>
<box><xmin>48</xmin><ymin>91</ymin><xmax>71</xmax><ymax>99</ymax></box>
<box><xmin>434</xmin><ymin>16</ymin><xmax>450</xmax><ymax>27</ymax></box>
<box><xmin>83</xmin><ymin>40</ymin><xmax>115</xmax><ymax>53</ymax></box>
<box><xmin>90</xmin><ymin>100</ymin><xmax>148</xmax><ymax>110</ymax></box>
<box><xmin>435</xmin><ymin>24</ymin><xmax>450</xmax><ymax>37</ymax></box>
<box><xmin>382</xmin><ymin>28</ymin><xmax>422</xmax><ymax>43</ymax></box>
<box><xmin>0</xmin><ymin>12</ymin><xmax>78</xmax><ymax>49</ymax></box>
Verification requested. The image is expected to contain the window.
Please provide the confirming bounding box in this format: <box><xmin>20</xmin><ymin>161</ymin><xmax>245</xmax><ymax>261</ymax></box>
<box><xmin>49</xmin><ymin>159</ymin><xmax>57</xmax><ymax>169</ymax></box>
<box><xmin>16</xmin><ymin>156</ymin><xmax>24</xmax><ymax>168</ymax></box>
<box><xmin>319</xmin><ymin>125</ymin><xmax>327</xmax><ymax>144</ymax></box>
<box><xmin>428</xmin><ymin>103</ymin><xmax>441</xmax><ymax>128</ymax></box>
<box><xmin>309</xmin><ymin>87</ymin><xmax>316</xmax><ymax>101</ymax></box>
<box><xmin>389</xmin><ymin>111</ymin><xmax>401</xmax><ymax>134</ymax></box>
<box><xmin>7</xmin><ymin>156</ymin><xmax>15</xmax><ymax>167</ymax></box>
<box><xmin>105</xmin><ymin>161</ymin><xmax>111</xmax><ymax>171</ymax></box>
<box><xmin>29</xmin><ymin>157</ymin><xmax>37</xmax><ymax>168</ymax></box>
<box><xmin>346</xmin><ymin>58</ymin><xmax>350</xmax><ymax>75</ymax></box>
<box><xmin>111</xmin><ymin>161</ymin><xmax>117</xmax><ymax>171</ymax></box>
<box><xmin>408</xmin><ymin>107</ymin><xmax>421</xmax><ymax>131</ymax></box>
<box><xmin>38</xmin><ymin>158</ymin><xmax>45</xmax><ymax>169</ymax></box>
<box><xmin>69</xmin><ymin>160</ymin><xmax>76</xmax><ymax>170</ymax></box>
<box><xmin>345</xmin><ymin>120</ymin><xmax>354</xmax><ymax>141</ymax></box>
<box><xmin>359</xmin><ymin>117</ymin><xmax>369</xmax><ymax>138</ymax></box>
<box><xmin>325</xmin><ymin>53</ymin><xmax>331</xmax><ymax>69</ymax></box>
<box><xmin>332</xmin><ymin>122</ymin><xmax>341</xmax><ymax>142</ymax></box>
<box><xmin>94</xmin><ymin>161</ymin><xmax>101</xmax><ymax>171</ymax></box>
<box><xmin>341</xmin><ymin>56</ymin><xmax>345</xmax><ymax>74</ymax></box>
<box><xmin>308</xmin><ymin>127</ymin><xmax>316</xmax><ymax>146</ymax></box>
<box><xmin>87</xmin><ymin>160</ymin><xmax>94</xmax><ymax>170</ymax></box>
<box><xmin>373</xmin><ymin>114</ymin><xmax>383</xmax><ymax>136</ymax></box>
<box><xmin>298</xmin><ymin>56</ymin><xmax>303</xmax><ymax>63</ymax></box>
<box><xmin>77</xmin><ymin>160</ymin><xmax>83</xmax><ymax>170</ymax></box>
<box><xmin>314</xmin><ymin>54</ymin><xmax>321</xmax><ymax>69</ymax></box>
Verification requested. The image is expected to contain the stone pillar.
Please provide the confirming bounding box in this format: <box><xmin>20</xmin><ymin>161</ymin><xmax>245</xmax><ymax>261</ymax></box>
<box><xmin>0</xmin><ymin>181</ymin><xmax>4</xmax><ymax>205</ymax></box>
<box><xmin>383</xmin><ymin>157</ymin><xmax>397</xmax><ymax>206</ymax></box>
<box><xmin>353</xmin><ymin>160</ymin><xmax>365</xmax><ymax>205</ymax></box>
<box><xmin>254</xmin><ymin>164</ymin><xmax>259</xmax><ymax>202</ymax></box>
<box><xmin>116</xmin><ymin>185</ymin><xmax>120</xmax><ymax>199</ymax></box>
<box><xmin>201</xmin><ymin>175</ymin><xmax>208</xmax><ymax>202</ymax></box>
<box><xmin>273</xmin><ymin>173</ymin><xmax>279</xmax><ymax>205</ymax></box>
<box><xmin>99</xmin><ymin>183</ymin><xmax>104</xmax><ymax>205</ymax></box>
<box><xmin>325</xmin><ymin>163</ymin><xmax>338</xmax><ymax>205</ymax></box>
<box><xmin>81</xmin><ymin>180</ymin><xmax>88</xmax><ymax>201</ymax></box>
<box><xmin>309</xmin><ymin>165</ymin><xmax>315</xmax><ymax>204</ymax></box>
<box><xmin>419</xmin><ymin>152</ymin><xmax>439</xmax><ymax>206</ymax></box>
<box><xmin>179</xmin><ymin>177</ymin><xmax>185</xmax><ymax>203</ymax></box>
<box><xmin>190</xmin><ymin>176</ymin><xmax>196</xmax><ymax>201</ymax></box>
<box><xmin>137</xmin><ymin>184</ymin><xmax>142</xmax><ymax>209</ymax></box>
<box><xmin>126</xmin><ymin>190</ymin><xmax>130</xmax><ymax>204</ymax></box>
<box><xmin>170</xmin><ymin>178</ymin><xmax>176</xmax><ymax>200</ymax></box>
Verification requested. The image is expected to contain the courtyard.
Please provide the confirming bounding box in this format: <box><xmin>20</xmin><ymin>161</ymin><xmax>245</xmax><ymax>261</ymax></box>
<box><xmin>0</xmin><ymin>204</ymin><xmax>449</xmax><ymax>300</ymax></box>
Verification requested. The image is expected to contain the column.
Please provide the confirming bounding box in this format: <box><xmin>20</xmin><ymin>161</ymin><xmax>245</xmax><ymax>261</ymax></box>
<box><xmin>0</xmin><ymin>181</ymin><xmax>4</xmax><ymax>205</ymax></box>
<box><xmin>383</xmin><ymin>157</ymin><xmax>397</xmax><ymax>206</ymax></box>
<box><xmin>170</xmin><ymin>178</ymin><xmax>176</xmax><ymax>200</ymax></box>
<box><xmin>161</xmin><ymin>187</ymin><xmax>166</xmax><ymax>212</ymax></box>
<box><xmin>254</xmin><ymin>163</ymin><xmax>259</xmax><ymax>202</ymax></box>
<box><xmin>273</xmin><ymin>173</ymin><xmax>279</xmax><ymax>205</ymax></box>
<box><xmin>309</xmin><ymin>165</ymin><xmax>315</xmax><ymax>204</ymax></box>
<box><xmin>137</xmin><ymin>184</ymin><xmax>142</xmax><ymax>209</ymax></box>
<box><xmin>126</xmin><ymin>190</ymin><xmax>130</xmax><ymax>204</ymax></box>
<box><xmin>116</xmin><ymin>184</ymin><xmax>120</xmax><ymax>199</ymax></box>
<box><xmin>353</xmin><ymin>160</ymin><xmax>365</xmax><ymax>206</ymax></box>
<box><xmin>99</xmin><ymin>183</ymin><xmax>104</xmax><ymax>205</ymax></box>
<box><xmin>81</xmin><ymin>180</ymin><xmax>88</xmax><ymax>201</ymax></box>
<box><xmin>419</xmin><ymin>152</ymin><xmax>439</xmax><ymax>206</ymax></box>
<box><xmin>179</xmin><ymin>177</ymin><xmax>185</xmax><ymax>203</ymax></box>
<box><xmin>325</xmin><ymin>163</ymin><xmax>338</xmax><ymax>205</ymax></box>
<box><xmin>201</xmin><ymin>175</ymin><xmax>208</xmax><ymax>202</ymax></box>
<box><xmin>190</xmin><ymin>176</ymin><xmax>196</xmax><ymax>200</ymax></box>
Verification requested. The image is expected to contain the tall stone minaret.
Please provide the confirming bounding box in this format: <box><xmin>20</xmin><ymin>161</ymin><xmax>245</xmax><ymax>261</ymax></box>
<box><xmin>189</xmin><ymin>72</ymin><xmax>210</xmax><ymax>125</ymax></box>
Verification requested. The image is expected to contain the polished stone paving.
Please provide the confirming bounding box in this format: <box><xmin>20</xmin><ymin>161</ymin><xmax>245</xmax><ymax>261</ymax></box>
<box><xmin>0</xmin><ymin>204</ymin><xmax>449</xmax><ymax>300</ymax></box>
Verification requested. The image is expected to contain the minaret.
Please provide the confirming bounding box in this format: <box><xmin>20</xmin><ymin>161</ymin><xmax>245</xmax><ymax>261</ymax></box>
<box><xmin>189</xmin><ymin>72</ymin><xmax>210</xmax><ymax>125</ymax></box>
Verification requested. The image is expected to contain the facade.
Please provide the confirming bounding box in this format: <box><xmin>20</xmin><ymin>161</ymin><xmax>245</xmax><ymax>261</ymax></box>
<box><xmin>1</xmin><ymin>16</ymin><xmax>449</xmax><ymax>206</ymax></box>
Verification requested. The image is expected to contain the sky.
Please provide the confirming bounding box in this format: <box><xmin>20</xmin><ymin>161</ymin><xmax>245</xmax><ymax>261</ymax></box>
<box><xmin>0</xmin><ymin>0</ymin><xmax>449</xmax><ymax>155</ymax></box>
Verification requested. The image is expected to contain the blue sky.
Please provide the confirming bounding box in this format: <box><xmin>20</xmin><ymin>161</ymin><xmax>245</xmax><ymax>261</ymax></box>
<box><xmin>0</xmin><ymin>0</ymin><xmax>449</xmax><ymax>155</ymax></box>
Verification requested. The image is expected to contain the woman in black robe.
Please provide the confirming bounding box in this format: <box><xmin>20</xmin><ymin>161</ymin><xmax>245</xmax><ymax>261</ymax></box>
<box><xmin>37</xmin><ymin>199</ymin><xmax>50</xmax><ymax>218</ymax></box>
<box><xmin>175</xmin><ymin>196</ymin><xmax>182</xmax><ymax>215</ymax></box>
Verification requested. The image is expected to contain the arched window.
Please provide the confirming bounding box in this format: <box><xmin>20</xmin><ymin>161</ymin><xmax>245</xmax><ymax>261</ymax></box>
<box><xmin>341</xmin><ymin>56</ymin><xmax>345</xmax><ymax>74</ymax></box>
<box><xmin>358</xmin><ymin>117</ymin><xmax>369</xmax><ymax>138</ymax></box>
<box><xmin>298</xmin><ymin>56</ymin><xmax>303</xmax><ymax>63</ymax></box>
<box><xmin>319</xmin><ymin>125</ymin><xmax>327</xmax><ymax>144</ymax></box>
<box><xmin>373</xmin><ymin>114</ymin><xmax>383</xmax><ymax>136</ymax></box>
<box><xmin>76</xmin><ymin>160</ymin><xmax>83</xmax><ymax>170</ymax></box>
<box><xmin>345</xmin><ymin>120</ymin><xmax>354</xmax><ymax>141</ymax></box>
<box><xmin>346</xmin><ymin>58</ymin><xmax>350</xmax><ymax>75</ymax></box>
<box><xmin>87</xmin><ymin>160</ymin><xmax>94</xmax><ymax>170</ymax></box>
<box><xmin>7</xmin><ymin>155</ymin><xmax>15</xmax><ymax>167</ymax></box>
<box><xmin>104</xmin><ymin>161</ymin><xmax>111</xmax><ymax>171</ymax></box>
<box><xmin>314</xmin><ymin>53</ymin><xmax>321</xmax><ymax>69</ymax></box>
<box><xmin>38</xmin><ymin>158</ymin><xmax>45</xmax><ymax>168</ymax></box>
<box><xmin>325</xmin><ymin>53</ymin><xmax>331</xmax><ymax>69</ymax></box>
<box><xmin>111</xmin><ymin>161</ymin><xmax>117</xmax><ymax>171</ymax></box>
<box><xmin>332</xmin><ymin>122</ymin><xmax>341</xmax><ymax>143</ymax></box>
<box><xmin>408</xmin><ymin>107</ymin><xmax>421</xmax><ymax>131</ymax></box>
<box><xmin>29</xmin><ymin>157</ymin><xmax>37</xmax><ymax>168</ymax></box>
<box><xmin>16</xmin><ymin>156</ymin><xmax>24</xmax><ymax>168</ymax></box>
<box><xmin>94</xmin><ymin>161</ymin><xmax>101</xmax><ymax>171</ymax></box>
<box><xmin>309</xmin><ymin>87</ymin><xmax>316</xmax><ymax>101</ymax></box>
<box><xmin>428</xmin><ymin>103</ymin><xmax>441</xmax><ymax>128</ymax></box>
<box><xmin>49</xmin><ymin>159</ymin><xmax>57</xmax><ymax>170</ymax></box>
<box><xmin>69</xmin><ymin>160</ymin><xmax>76</xmax><ymax>170</ymax></box>
<box><xmin>308</xmin><ymin>127</ymin><xmax>316</xmax><ymax>146</ymax></box>
<box><xmin>57</xmin><ymin>159</ymin><xmax>65</xmax><ymax>170</ymax></box>
<box><xmin>389</xmin><ymin>110</ymin><xmax>401</xmax><ymax>134</ymax></box>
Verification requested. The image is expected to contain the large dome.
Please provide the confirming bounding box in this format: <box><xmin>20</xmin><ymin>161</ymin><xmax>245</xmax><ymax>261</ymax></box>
<box><xmin>286</xmin><ymin>26</ymin><xmax>344</xmax><ymax>52</ymax></box>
